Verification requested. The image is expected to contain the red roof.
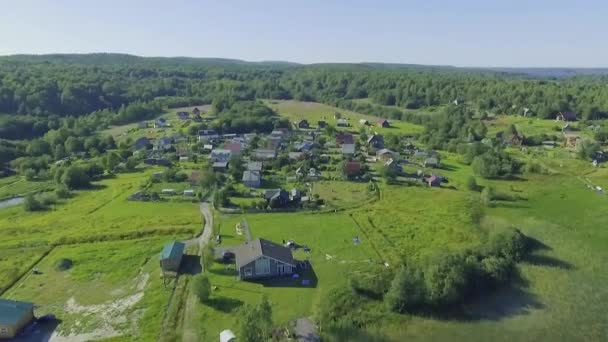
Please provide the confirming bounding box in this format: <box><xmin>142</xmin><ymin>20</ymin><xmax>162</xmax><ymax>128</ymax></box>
<box><xmin>224</xmin><ymin>142</ymin><xmax>243</xmax><ymax>154</ymax></box>
<box><xmin>345</xmin><ymin>161</ymin><xmax>361</xmax><ymax>175</ymax></box>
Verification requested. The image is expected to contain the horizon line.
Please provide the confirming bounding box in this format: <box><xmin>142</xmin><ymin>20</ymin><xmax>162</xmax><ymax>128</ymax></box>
<box><xmin>1</xmin><ymin>52</ymin><xmax>607</xmax><ymax>70</ymax></box>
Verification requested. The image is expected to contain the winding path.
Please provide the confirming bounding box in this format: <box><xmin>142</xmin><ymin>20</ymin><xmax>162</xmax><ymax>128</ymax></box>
<box><xmin>184</xmin><ymin>202</ymin><xmax>214</xmax><ymax>252</ymax></box>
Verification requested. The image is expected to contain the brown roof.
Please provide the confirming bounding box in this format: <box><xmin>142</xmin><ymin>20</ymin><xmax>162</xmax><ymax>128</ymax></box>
<box><xmin>345</xmin><ymin>161</ymin><xmax>361</xmax><ymax>175</ymax></box>
<box><xmin>336</xmin><ymin>132</ymin><xmax>354</xmax><ymax>145</ymax></box>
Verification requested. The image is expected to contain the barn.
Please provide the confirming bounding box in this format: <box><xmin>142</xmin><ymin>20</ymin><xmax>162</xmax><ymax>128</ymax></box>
<box><xmin>160</xmin><ymin>241</ymin><xmax>185</xmax><ymax>272</ymax></box>
<box><xmin>0</xmin><ymin>299</ymin><xmax>34</xmax><ymax>339</ymax></box>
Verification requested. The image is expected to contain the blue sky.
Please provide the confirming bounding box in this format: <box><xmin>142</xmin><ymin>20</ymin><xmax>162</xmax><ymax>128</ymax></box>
<box><xmin>1</xmin><ymin>0</ymin><xmax>606</xmax><ymax>67</ymax></box>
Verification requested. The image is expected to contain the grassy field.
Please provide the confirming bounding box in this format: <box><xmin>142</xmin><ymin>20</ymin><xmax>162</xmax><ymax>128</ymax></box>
<box><xmin>5</xmin><ymin>237</ymin><xmax>190</xmax><ymax>341</ymax></box>
<box><xmin>0</xmin><ymin>176</ymin><xmax>54</xmax><ymax>200</ymax></box>
<box><xmin>265</xmin><ymin>100</ymin><xmax>424</xmax><ymax>136</ymax></box>
<box><xmin>484</xmin><ymin>115</ymin><xmax>592</xmax><ymax>138</ymax></box>
<box><xmin>0</xmin><ymin>172</ymin><xmax>199</xmax><ymax>248</ymax></box>
<box><xmin>311</xmin><ymin>180</ymin><xmax>373</xmax><ymax>209</ymax></box>
<box><xmin>193</xmin><ymin>212</ymin><xmax>380</xmax><ymax>341</ymax></box>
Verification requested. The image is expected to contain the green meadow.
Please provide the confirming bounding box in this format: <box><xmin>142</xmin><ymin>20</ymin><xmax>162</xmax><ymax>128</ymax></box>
<box><xmin>266</xmin><ymin>100</ymin><xmax>425</xmax><ymax>136</ymax></box>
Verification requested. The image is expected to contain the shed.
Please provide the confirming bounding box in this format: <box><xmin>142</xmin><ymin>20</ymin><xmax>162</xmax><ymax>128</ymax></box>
<box><xmin>160</xmin><ymin>242</ymin><xmax>185</xmax><ymax>272</ymax></box>
<box><xmin>183</xmin><ymin>189</ymin><xmax>195</xmax><ymax>197</ymax></box>
<box><xmin>161</xmin><ymin>189</ymin><xmax>176</xmax><ymax>195</ymax></box>
<box><xmin>220</xmin><ymin>329</ymin><xmax>236</xmax><ymax>342</ymax></box>
<box><xmin>0</xmin><ymin>299</ymin><xmax>35</xmax><ymax>339</ymax></box>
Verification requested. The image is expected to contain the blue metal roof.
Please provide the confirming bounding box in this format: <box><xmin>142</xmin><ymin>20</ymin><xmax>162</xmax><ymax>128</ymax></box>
<box><xmin>0</xmin><ymin>299</ymin><xmax>33</xmax><ymax>325</ymax></box>
<box><xmin>160</xmin><ymin>242</ymin><xmax>185</xmax><ymax>261</ymax></box>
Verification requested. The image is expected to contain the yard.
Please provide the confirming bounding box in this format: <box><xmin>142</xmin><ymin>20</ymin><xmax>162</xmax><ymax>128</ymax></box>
<box><xmin>191</xmin><ymin>212</ymin><xmax>380</xmax><ymax>341</ymax></box>
<box><xmin>4</xmin><ymin>237</ymin><xmax>190</xmax><ymax>341</ymax></box>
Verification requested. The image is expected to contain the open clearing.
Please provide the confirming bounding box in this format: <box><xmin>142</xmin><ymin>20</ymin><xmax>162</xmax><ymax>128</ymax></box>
<box><xmin>266</xmin><ymin>100</ymin><xmax>425</xmax><ymax>136</ymax></box>
<box><xmin>4</xmin><ymin>238</ymin><xmax>190</xmax><ymax>341</ymax></box>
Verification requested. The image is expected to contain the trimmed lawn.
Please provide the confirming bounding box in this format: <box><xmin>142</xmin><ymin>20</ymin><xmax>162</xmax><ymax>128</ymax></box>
<box><xmin>194</xmin><ymin>212</ymin><xmax>380</xmax><ymax>341</ymax></box>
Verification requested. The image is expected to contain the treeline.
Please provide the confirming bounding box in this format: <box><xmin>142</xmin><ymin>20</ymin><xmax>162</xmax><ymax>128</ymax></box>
<box><xmin>3</xmin><ymin>55</ymin><xmax>608</xmax><ymax>122</ymax></box>
<box><xmin>317</xmin><ymin>228</ymin><xmax>534</xmax><ymax>335</ymax></box>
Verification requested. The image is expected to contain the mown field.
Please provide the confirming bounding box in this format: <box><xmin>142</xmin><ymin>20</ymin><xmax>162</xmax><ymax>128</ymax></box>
<box><xmin>5</xmin><ymin>237</ymin><xmax>191</xmax><ymax>341</ymax></box>
<box><xmin>266</xmin><ymin>100</ymin><xmax>425</xmax><ymax>136</ymax></box>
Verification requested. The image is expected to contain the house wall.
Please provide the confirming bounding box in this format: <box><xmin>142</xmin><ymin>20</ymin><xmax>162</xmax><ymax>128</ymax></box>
<box><xmin>0</xmin><ymin>309</ymin><xmax>34</xmax><ymax>339</ymax></box>
<box><xmin>160</xmin><ymin>256</ymin><xmax>182</xmax><ymax>272</ymax></box>
<box><xmin>238</xmin><ymin>257</ymin><xmax>294</xmax><ymax>280</ymax></box>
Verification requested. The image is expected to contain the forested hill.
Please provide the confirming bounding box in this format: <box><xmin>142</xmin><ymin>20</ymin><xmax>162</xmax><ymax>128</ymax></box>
<box><xmin>2</xmin><ymin>53</ymin><xmax>608</xmax><ymax>128</ymax></box>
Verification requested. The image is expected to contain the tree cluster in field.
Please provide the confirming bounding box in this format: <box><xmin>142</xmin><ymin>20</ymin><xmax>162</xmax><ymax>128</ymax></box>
<box><xmin>317</xmin><ymin>228</ymin><xmax>532</xmax><ymax>334</ymax></box>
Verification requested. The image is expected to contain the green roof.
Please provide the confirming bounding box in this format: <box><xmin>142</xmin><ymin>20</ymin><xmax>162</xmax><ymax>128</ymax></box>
<box><xmin>160</xmin><ymin>241</ymin><xmax>185</xmax><ymax>261</ymax></box>
<box><xmin>0</xmin><ymin>299</ymin><xmax>33</xmax><ymax>325</ymax></box>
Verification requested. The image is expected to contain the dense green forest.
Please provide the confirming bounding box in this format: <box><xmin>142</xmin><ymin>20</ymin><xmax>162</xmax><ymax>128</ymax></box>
<box><xmin>1</xmin><ymin>53</ymin><xmax>608</xmax><ymax>173</ymax></box>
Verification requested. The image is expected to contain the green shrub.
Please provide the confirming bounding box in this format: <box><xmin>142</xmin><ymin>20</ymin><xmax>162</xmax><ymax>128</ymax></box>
<box><xmin>191</xmin><ymin>274</ymin><xmax>211</xmax><ymax>303</ymax></box>
<box><xmin>23</xmin><ymin>194</ymin><xmax>44</xmax><ymax>212</ymax></box>
<box><xmin>55</xmin><ymin>258</ymin><xmax>73</xmax><ymax>271</ymax></box>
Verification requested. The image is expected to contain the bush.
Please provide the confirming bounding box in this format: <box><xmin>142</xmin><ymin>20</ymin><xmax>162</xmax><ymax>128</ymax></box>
<box><xmin>23</xmin><ymin>194</ymin><xmax>44</xmax><ymax>212</ymax></box>
<box><xmin>55</xmin><ymin>258</ymin><xmax>73</xmax><ymax>271</ymax></box>
<box><xmin>191</xmin><ymin>274</ymin><xmax>211</xmax><ymax>303</ymax></box>
<box><xmin>466</xmin><ymin>176</ymin><xmax>480</xmax><ymax>191</ymax></box>
<box><xmin>24</xmin><ymin>168</ymin><xmax>37</xmax><ymax>181</ymax></box>
<box><xmin>39</xmin><ymin>193</ymin><xmax>57</xmax><ymax>206</ymax></box>
<box><xmin>55</xmin><ymin>185</ymin><xmax>71</xmax><ymax>199</ymax></box>
<box><xmin>385</xmin><ymin>264</ymin><xmax>426</xmax><ymax>313</ymax></box>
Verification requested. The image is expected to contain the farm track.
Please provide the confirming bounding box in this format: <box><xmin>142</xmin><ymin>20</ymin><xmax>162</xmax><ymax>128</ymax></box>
<box><xmin>86</xmin><ymin>184</ymin><xmax>132</xmax><ymax>214</ymax></box>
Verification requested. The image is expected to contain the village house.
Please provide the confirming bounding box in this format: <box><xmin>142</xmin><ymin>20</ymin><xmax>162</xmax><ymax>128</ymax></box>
<box><xmin>336</xmin><ymin>118</ymin><xmax>349</xmax><ymax>127</ymax></box>
<box><xmin>335</xmin><ymin>132</ymin><xmax>354</xmax><ymax>145</ymax></box>
<box><xmin>161</xmin><ymin>189</ymin><xmax>176</xmax><ymax>195</ymax></box>
<box><xmin>378</xmin><ymin>119</ymin><xmax>390</xmax><ymax>128</ymax></box>
<box><xmin>344</xmin><ymin>161</ymin><xmax>362</xmax><ymax>178</ymax></box>
<box><xmin>555</xmin><ymin>111</ymin><xmax>578</xmax><ymax>122</ymax></box>
<box><xmin>198</xmin><ymin>129</ymin><xmax>220</xmax><ymax>142</ymax></box>
<box><xmin>308</xmin><ymin>168</ymin><xmax>321</xmax><ymax>179</ymax></box>
<box><xmin>367</xmin><ymin>134</ymin><xmax>384</xmax><ymax>149</ymax></box>
<box><xmin>342</xmin><ymin>143</ymin><xmax>356</xmax><ymax>156</ymax></box>
<box><xmin>234</xmin><ymin>238</ymin><xmax>296</xmax><ymax>281</ymax></box>
<box><xmin>210</xmin><ymin>149</ymin><xmax>232</xmax><ymax>162</ymax></box>
<box><xmin>160</xmin><ymin>241</ymin><xmax>185</xmax><ymax>272</ymax></box>
<box><xmin>242</xmin><ymin>170</ymin><xmax>262</xmax><ymax>188</ymax></box>
<box><xmin>508</xmin><ymin>133</ymin><xmax>524</xmax><ymax>146</ymax></box>
<box><xmin>224</xmin><ymin>141</ymin><xmax>244</xmax><ymax>156</ymax></box>
<box><xmin>296</xmin><ymin>119</ymin><xmax>310</xmax><ymax>129</ymax></box>
<box><xmin>133</xmin><ymin>137</ymin><xmax>151</xmax><ymax>150</ymax></box>
<box><xmin>213</xmin><ymin>161</ymin><xmax>229</xmax><ymax>172</ymax></box>
<box><xmin>0</xmin><ymin>299</ymin><xmax>35</xmax><ymax>339</ymax></box>
<box><xmin>183</xmin><ymin>189</ymin><xmax>195</xmax><ymax>197</ymax></box>
<box><xmin>317</xmin><ymin>120</ymin><xmax>327</xmax><ymax>128</ymax></box>
<box><xmin>563</xmin><ymin>133</ymin><xmax>581</xmax><ymax>148</ymax></box>
<box><xmin>192</xmin><ymin>107</ymin><xmax>201</xmax><ymax>116</ymax></box>
<box><xmin>264</xmin><ymin>189</ymin><xmax>290</xmax><ymax>208</ymax></box>
<box><xmin>154</xmin><ymin>118</ymin><xmax>168</xmax><ymax>128</ymax></box>
<box><xmin>154</xmin><ymin>137</ymin><xmax>173</xmax><ymax>151</ymax></box>
<box><xmin>424</xmin><ymin>157</ymin><xmax>440</xmax><ymax>168</ymax></box>
<box><xmin>426</xmin><ymin>174</ymin><xmax>444</xmax><ymax>187</ymax></box>
<box><xmin>359</xmin><ymin>119</ymin><xmax>369</xmax><ymax>125</ymax></box>
<box><xmin>247</xmin><ymin>161</ymin><xmax>263</xmax><ymax>172</ymax></box>
<box><xmin>385</xmin><ymin>158</ymin><xmax>401</xmax><ymax>173</ymax></box>
<box><xmin>254</xmin><ymin>149</ymin><xmax>277</xmax><ymax>160</ymax></box>
<box><xmin>192</xmin><ymin>113</ymin><xmax>202</xmax><ymax>122</ymax></box>
<box><xmin>376</xmin><ymin>148</ymin><xmax>396</xmax><ymax>161</ymax></box>
<box><xmin>289</xmin><ymin>152</ymin><xmax>306</xmax><ymax>160</ymax></box>
<box><xmin>296</xmin><ymin>141</ymin><xmax>315</xmax><ymax>152</ymax></box>
<box><xmin>177</xmin><ymin>111</ymin><xmax>190</xmax><ymax>121</ymax></box>
<box><xmin>562</xmin><ymin>123</ymin><xmax>575</xmax><ymax>133</ymax></box>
